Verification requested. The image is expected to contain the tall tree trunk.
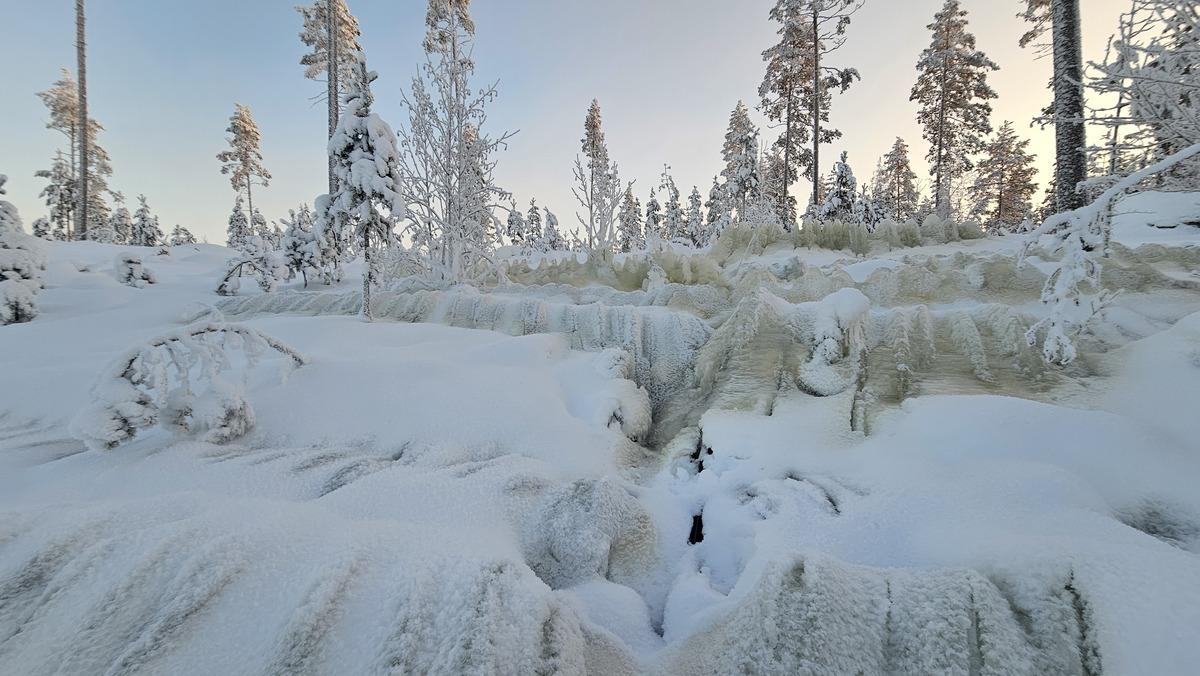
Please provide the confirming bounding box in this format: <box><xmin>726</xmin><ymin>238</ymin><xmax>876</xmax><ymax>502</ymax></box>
<box><xmin>1052</xmin><ymin>0</ymin><xmax>1087</xmax><ymax>211</ymax></box>
<box><xmin>783</xmin><ymin>86</ymin><xmax>792</xmax><ymax>225</ymax></box>
<box><xmin>360</xmin><ymin>226</ymin><xmax>373</xmax><ymax>322</ymax></box>
<box><xmin>810</xmin><ymin>7</ymin><xmax>821</xmax><ymax>215</ymax></box>
<box><xmin>246</xmin><ymin>181</ymin><xmax>254</xmax><ymax>234</ymax></box>
<box><xmin>327</xmin><ymin>0</ymin><xmax>338</xmax><ymax>195</ymax></box>
<box><xmin>75</xmin><ymin>0</ymin><xmax>88</xmax><ymax>241</ymax></box>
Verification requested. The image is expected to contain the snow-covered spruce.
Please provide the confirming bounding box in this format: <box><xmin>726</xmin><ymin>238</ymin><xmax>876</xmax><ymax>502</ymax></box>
<box><xmin>70</xmin><ymin>323</ymin><xmax>307</xmax><ymax>450</ymax></box>
<box><xmin>216</xmin><ymin>235</ymin><xmax>288</xmax><ymax>296</ymax></box>
<box><xmin>0</xmin><ymin>175</ymin><xmax>47</xmax><ymax>325</ymax></box>
<box><xmin>114</xmin><ymin>252</ymin><xmax>157</xmax><ymax>288</ymax></box>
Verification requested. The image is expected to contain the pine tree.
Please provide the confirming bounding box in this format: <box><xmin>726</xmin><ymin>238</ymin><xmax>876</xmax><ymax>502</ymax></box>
<box><xmin>911</xmin><ymin>0</ymin><xmax>998</xmax><ymax>218</ymax></box>
<box><xmin>106</xmin><ymin>191</ymin><xmax>133</xmax><ymax>244</ymax></box>
<box><xmin>36</xmin><ymin>69</ymin><xmax>112</xmax><ymax>241</ymax></box>
<box><xmin>720</xmin><ymin>101</ymin><xmax>760</xmax><ymax>218</ymax></box>
<box><xmin>280</xmin><ymin>205</ymin><xmax>321</xmax><ymax>286</ymax></box>
<box><xmin>573</xmin><ymin>99</ymin><xmax>626</xmax><ymax>251</ymax></box>
<box><xmin>505</xmin><ymin>201</ymin><xmax>527</xmax><ymax>247</ymax></box>
<box><xmin>542</xmin><ymin>207</ymin><xmax>564</xmax><ymax>251</ymax></box>
<box><xmin>760</xmin><ymin>0</ymin><xmax>862</xmax><ymax>223</ymax></box>
<box><xmin>87</xmin><ymin>200</ymin><xmax>116</xmax><ymax>243</ymax></box>
<box><xmin>216</xmin><ymin>104</ymin><xmax>271</xmax><ymax>231</ymax></box>
<box><xmin>644</xmin><ymin>189</ymin><xmax>663</xmax><ymax>242</ymax></box>
<box><xmin>819</xmin><ymin>151</ymin><xmax>857</xmax><ymax>221</ymax></box>
<box><xmin>705</xmin><ymin>176</ymin><xmax>732</xmax><ymax>239</ymax></box>
<box><xmin>525</xmin><ymin>198</ymin><xmax>544</xmax><ymax>251</ymax></box>
<box><xmin>326</xmin><ymin>59</ymin><xmax>405</xmax><ymax>321</ymax></box>
<box><xmin>35</xmin><ymin>151</ymin><xmax>75</xmax><ymax>239</ymax></box>
<box><xmin>32</xmin><ymin>218</ymin><xmax>52</xmax><ymax>240</ymax></box>
<box><xmin>130</xmin><ymin>194</ymin><xmax>163</xmax><ymax>247</ymax></box>
<box><xmin>296</xmin><ymin>0</ymin><xmax>363</xmax><ymax>194</ymax></box>
<box><xmin>684</xmin><ymin>186</ymin><xmax>705</xmax><ymax>246</ymax></box>
<box><xmin>397</xmin><ymin>0</ymin><xmax>514</xmax><ymax>280</ymax></box>
<box><xmin>761</xmin><ymin>149</ymin><xmax>797</xmax><ymax>225</ymax></box>
<box><xmin>970</xmin><ymin>121</ymin><xmax>1039</xmax><ymax>230</ymax></box>
<box><xmin>617</xmin><ymin>187</ymin><xmax>642</xmax><ymax>253</ymax></box>
<box><xmin>1019</xmin><ymin>0</ymin><xmax>1086</xmax><ymax>212</ymax></box>
<box><xmin>0</xmin><ymin>175</ymin><xmax>46</xmax><ymax>325</ymax></box>
<box><xmin>169</xmin><ymin>224</ymin><xmax>197</xmax><ymax>246</ymax></box>
<box><xmin>227</xmin><ymin>196</ymin><xmax>251</xmax><ymax>250</ymax></box>
<box><xmin>876</xmin><ymin>137</ymin><xmax>920</xmax><ymax>220</ymax></box>
<box><xmin>658</xmin><ymin>168</ymin><xmax>686</xmax><ymax>242</ymax></box>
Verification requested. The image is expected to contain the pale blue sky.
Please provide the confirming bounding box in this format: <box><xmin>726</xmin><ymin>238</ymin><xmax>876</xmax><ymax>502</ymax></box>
<box><xmin>1</xmin><ymin>0</ymin><xmax>1127</xmax><ymax>243</ymax></box>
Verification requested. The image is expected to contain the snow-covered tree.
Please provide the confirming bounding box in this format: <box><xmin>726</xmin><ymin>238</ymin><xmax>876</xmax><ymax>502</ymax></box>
<box><xmin>542</xmin><ymin>208</ymin><xmax>564</xmax><ymax>251</ymax></box>
<box><xmin>760</xmin><ymin>0</ymin><xmax>863</xmax><ymax>221</ymax></box>
<box><xmin>296</xmin><ymin>0</ymin><xmax>364</xmax><ymax>194</ymax></box>
<box><xmin>32</xmin><ymin>218</ymin><xmax>52</xmax><ymax>240</ymax></box>
<box><xmin>87</xmin><ymin>205</ymin><xmax>116</xmax><ymax>243</ymax></box>
<box><xmin>851</xmin><ymin>184</ymin><xmax>886</xmax><ymax>228</ymax></box>
<box><xmin>572</xmin><ymin>99</ymin><xmax>627</xmax><ymax>252</ymax></box>
<box><xmin>761</xmin><ymin>148</ymin><xmax>797</xmax><ymax>226</ymax></box>
<box><xmin>705</xmin><ymin>176</ymin><xmax>732</xmax><ymax>239</ymax></box>
<box><xmin>106</xmin><ymin>192</ymin><xmax>133</xmax><ymax>245</ymax></box>
<box><xmin>720</xmin><ymin>101</ymin><xmax>761</xmax><ymax>218</ymax></box>
<box><xmin>397</xmin><ymin>0</ymin><xmax>513</xmax><ymax>281</ymax></box>
<box><xmin>34</xmin><ymin>151</ymin><xmax>74</xmax><ymax>240</ymax></box>
<box><xmin>280</xmin><ymin>205</ymin><xmax>322</xmax><ymax>286</ymax></box>
<box><xmin>504</xmin><ymin>201</ymin><xmax>527</xmax><ymax>248</ymax></box>
<box><xmin>254</xmin><ymin>211</ymin><xmax>280</xmax><ymax>249</ymax></box>
<box><xmin>0</xmin><ymin>175</ymin><xmax>46</xmax><ymax>325</ymax></box>
<box><xmin>875</xmin><ymin>137</ymin><xmax>921</xmax><ymax>220</ymax></box>
<box><xmin>617</xmin><ymin>187</ymin><xmax>642</xmax><ymax>252</ymax></box>
<box><xmin>1088</xmin><ymin>1</ymin><xmax>1200</xmax><ymax>186</ymax></box>
<box><xmin>227</xmin><ymin>196</ymin><xmax>251</xmax><ymax>250</ymax></box>
<box><xmin>216</xmin><ymin>103</ymin><xmax>271</xmax><ymax>231</ymax></box>
<box><xmin>660</xmin><ymin>168</ymin><xmax>687</xmax><ymax>242</ymax></box>
<box><xmin>644</xmin><ymin>189</ymin><xmax>663</xmax><ymax>242</ymax></box>
<box><xmin>1020</xmin><ymin>0</ymin><xmax>1087</xmax><ymax>212</ymax></box>
<box><xmin>818</xmin><ymin>151</ymin><xmax>857</xmax><ymax>221</ymax></box>
<box><xmin>169</xmin><ymin>224</ymin><xmax>197</xmax><ymax>246</ymax></box>
<box><xmin>685</xmin><ymin>186</ymin><xmax>706</xmax><ymax>246</ymax></box>
<box><xmin>217</xmin><ymin>235</ymin><xmax>288</xmax><ymax>296</ymax></box>
<box><xmin>324</xmin><ymin>59</ymin><xmax>405</xmax><ymax>321</ymax></box>
<box><xmin>911</xmin><ymin>0</ymin><xmax>998</xmax><ymax>217</ymax></box>
<box><xmin>130</xmin><ymin>194</ymin><xmax>163</xmax><ymax>247</ymax></box>
<box><xmin>970</xmin><ymin>121</ymin><xmax>1039</xmax><ymax>231</ymax></box>
<box><xmin>525</xmin><ymin>198</ymin><xmax>544</xmax><ymax>251</ymax></box>
<box><xmin>37</xmin><ymin>67</ymin><xmax>113</xmax><ymax>241</ymax></box>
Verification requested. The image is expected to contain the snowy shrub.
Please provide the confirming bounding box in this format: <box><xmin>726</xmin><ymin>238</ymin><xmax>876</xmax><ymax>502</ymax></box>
<box><xmin>848</xmin><ymin>222</ymin><xmax>870</xmax><ymax>257</ymax></box>
<box><xmin>0</xmin><ymin>175</ymin><xmax>46</xmax><ymax>325</ymax></box>
<box><xmin>217</xmin><ymin>235</ymin><xmax>288</xmax><ymax>296</ymax></box>
<box><xmin>814</xmin><ymin>220</ymin><xmax>851</xmax><ymax>251</ymax></box>
<box><xmin>897</xmin><ymin>219</ymin><xmax>923</xmax><ymax>248</ymax></box>
<box><xmin>70</xmin><ymin>323</ymin><xmax>307</xmax><ymax>450</ymax></box>
<box><xmin>280</xmin><ymin>207</ymin><xmax>322</xmax><ymax>287</ymax></box>
<box><xmin>958</xmin><ymin>219</ymin><xmax>985</xmax><ymax>240</ymax></box>
<box><xmin>114</xmin><ymin>253</ymin><xmax>157</xmax><ymax>288</ymax></box>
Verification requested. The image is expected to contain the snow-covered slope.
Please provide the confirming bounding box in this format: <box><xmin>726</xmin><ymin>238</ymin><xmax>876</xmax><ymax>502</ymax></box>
<box><xmin>2</xmin><ymin>226</ymin><xmax>1199</xmax><ymax>674</ymax></box>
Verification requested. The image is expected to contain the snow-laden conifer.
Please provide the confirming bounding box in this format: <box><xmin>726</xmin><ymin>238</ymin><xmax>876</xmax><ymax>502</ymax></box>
<box><xmin>217</xmin><ymin>104</ymin><xmax>271</xmax><ymax>232</ymax></box>
<box><xmin>325</xmin><ymin>59</ymin><xmax>405</xmax><ymax>320</ymax></box>
<box><xmin>130</xmin><ymin>194</ymin><xmax>163</xmax><ymax>247</ymax></box>
<box><xmin>970</xmin><ymin>121</ymin><xmax>1039</xmax><ymax>231</ymax></box>
<box><xmin>0</xmin><ymin>176</ymin><xmax>46</xmax><ymax>325</ymax></box>
<box><xmin>911</xmin><ymin>0</ymin><xmax>998</xmax><ymax>217</ymax></box>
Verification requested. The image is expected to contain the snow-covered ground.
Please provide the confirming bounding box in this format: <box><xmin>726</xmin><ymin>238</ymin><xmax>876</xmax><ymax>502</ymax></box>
<box><xmin>2</xmin><ymin>207</ymin><xmax>1200</xmax><ymax>674</ymax></box>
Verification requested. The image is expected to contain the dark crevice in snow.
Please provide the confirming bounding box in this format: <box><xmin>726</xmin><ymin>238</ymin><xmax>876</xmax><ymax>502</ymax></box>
<box><xmin>1066</xmin><ymin>575</ymin><xmax>1104</xmax><ymax>676</ymax></box>
<box><xmin>688</xmin><ymin>513</ymin><xmax>704</xmax><ymax>545</ymax></box>
<box><xmin>1116</xmin><ymin>500</ymin><xmax>1200</xmax><ymax>552</ymax></box>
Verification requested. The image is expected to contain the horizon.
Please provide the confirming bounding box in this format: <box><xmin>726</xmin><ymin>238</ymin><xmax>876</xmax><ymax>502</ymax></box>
<box><xmin>1</xmin><ymin>0</ymin><xmax>1128</xmax><ymax>243</ymax></box>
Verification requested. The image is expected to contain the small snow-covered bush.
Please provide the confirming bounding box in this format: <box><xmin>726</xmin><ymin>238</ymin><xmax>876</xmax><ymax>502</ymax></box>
<box><xmin>958</xmin><ymin>219</ymin><xmax>985</xmax><ymax>240</ymax></box>
<box><xmin>0</xmin><ymin>175</ymin><xmax>46</xmax><ymax>325</ymax></box>
<box><xmin>114</xmin><ymin>252</ymin><xmax>157</xmax><ymax>288</ymax></box>
<box><xmin>848</xmin><ymin>222</ymin><xmax>870</xmax><ymax>257</ymax></box>
<box><xmin>70</xmin><ymin>323</ymin><xmax>307</xmax><ymax>450</ymax></box>
<box><xmin>217</xmin><ymin>235</ymin><xmax>288</xmax><ymax>296</ymax></box>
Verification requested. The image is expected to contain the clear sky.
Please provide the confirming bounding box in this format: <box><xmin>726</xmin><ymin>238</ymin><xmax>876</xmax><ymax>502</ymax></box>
<box><xmin>0</xmin><ymin>0</ymin><xmax>1129</xmax><ymax>243</ymax></box>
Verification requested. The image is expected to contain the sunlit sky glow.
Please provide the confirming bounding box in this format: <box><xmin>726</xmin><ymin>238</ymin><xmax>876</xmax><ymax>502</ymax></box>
<box><xmin>1</xmin><ymin>0</ymin><xmax>1128</xmax><ymax>242</ymax></box>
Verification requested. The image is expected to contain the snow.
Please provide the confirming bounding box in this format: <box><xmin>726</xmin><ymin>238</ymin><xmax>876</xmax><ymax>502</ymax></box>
<box><xmin>1111</xmin><ymin>190</ymin><xmax>1200</xmax><ymax>247</ymax></box>
<box><xmin>2</xmin><ymin>217</ymin><xmax>1200</xmax><ymax>674</ymax></box>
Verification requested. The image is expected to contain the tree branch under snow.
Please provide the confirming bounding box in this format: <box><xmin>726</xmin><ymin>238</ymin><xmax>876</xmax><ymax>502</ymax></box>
<box><xmin>71</xmin><ymin>323</ymin><xmax>308</xmax><ymax>450</ymax></box>
<box><xmin>1022</xmin><ymin>141</ymin><xmax>1200</xmax><ymax>365</ymax></box>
